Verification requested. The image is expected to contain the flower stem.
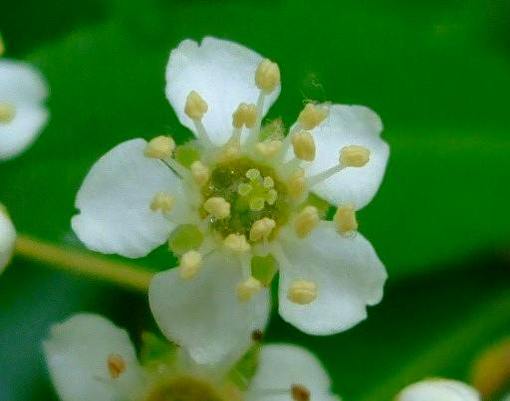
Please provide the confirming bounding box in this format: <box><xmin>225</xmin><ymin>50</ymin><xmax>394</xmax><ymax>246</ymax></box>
<box><xmin>14</xmin><ymin>234</ymin><xmax>153</xmax><ymax>292</ymax></box>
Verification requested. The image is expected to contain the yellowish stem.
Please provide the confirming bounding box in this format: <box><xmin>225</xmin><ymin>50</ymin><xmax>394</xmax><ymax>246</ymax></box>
<box><xmin>14</xmin><ymin>234</ymin><xmax>153</xmax><ymax>292</ymax></box>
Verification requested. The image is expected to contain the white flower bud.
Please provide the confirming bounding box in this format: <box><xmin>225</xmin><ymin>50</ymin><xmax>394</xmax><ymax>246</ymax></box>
<box><xmin>396</xmin><ymin>379</ymin><xmax>480</xmax><ymax>401</ymax></box>
<box><xmin>0</xmin><ymin>205</ymin><xmax>16</xmax><ymax>274</ymax></box>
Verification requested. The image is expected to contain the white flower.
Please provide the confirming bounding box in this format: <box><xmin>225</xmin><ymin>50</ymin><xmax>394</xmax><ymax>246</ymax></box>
<box><xmin>397</xmin><ymin>379</ymin><xmax>480</xmax><ymax>401</ymax></box>
<box><xmin>71</xmin><ymin>37</ymin><xmax>389</xmax><ymax>364</ymax></box>
<box><xmin>0</xmin><ymin>58</ymin><xmax>49</xmax><ymax>160</ymax></box>
<box><xmin>0</xmin><ymin>203</ymin><xmax>16</xmax><ymax>274</ymax></box>
<box><xmin>44</xmin><ymin>313</ymin><xmax>341</xmax><ymax>401</ymax></box>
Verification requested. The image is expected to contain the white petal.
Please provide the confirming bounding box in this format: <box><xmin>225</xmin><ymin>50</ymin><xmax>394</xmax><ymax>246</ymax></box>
<box><xmin>43</xmin><ymin>314</ymin><xmax>144</xmax><ymax>401</ymax></box>
<box><xmin>246</xmin><ymin>344</ymin><xmax>339</xmax><ymax>401</ymax></box>
<box><xmin>303</xmin><ymin>105</ymin><xmax>389</xmax><ymax>209</ymax></box>
<box><xmin>278</xmin><ymin>223</ymin><xmax>387</xmax><ymax>335</ymax></box>
<box><xmin>165</xmin><ymin>37</ymin><xmax>280</xmax><ymax>145</ymax></box>
<box><xmin>0</xmin><ymin>60</ymin><xmax>49</xmax><ymax>160</ymax></box>
<box><xmin>397</xmin><ymin>379</ymin><xmax>480</xmax><ymax>401</ymax></box>
<box><xmin>149</xmin><ymin>252</ymin><xmax>271</xmax><ymax>365</ymax></box>
<box><xmin>0</xmin><ymin>206</ymin><xmax>16</xmax><ymax>274</ymax></box>
<box><xmin>72</xmin><ymin>139</ymin><xmax>184</xmax><ymax>258</ymax></box>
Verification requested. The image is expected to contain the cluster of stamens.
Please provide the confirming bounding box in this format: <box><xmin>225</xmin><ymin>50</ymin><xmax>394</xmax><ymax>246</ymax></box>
<box><xmin>144</xmin><ymin>57</ymin><xmax>370</xmax><ymax>306</ymax></box>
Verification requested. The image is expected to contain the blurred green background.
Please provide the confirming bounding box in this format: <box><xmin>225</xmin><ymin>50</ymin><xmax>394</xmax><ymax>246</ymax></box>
<box><xmin>1</xmin><ymin>0</ymin><xmax>510</xmax><ymax>400</ymax></box>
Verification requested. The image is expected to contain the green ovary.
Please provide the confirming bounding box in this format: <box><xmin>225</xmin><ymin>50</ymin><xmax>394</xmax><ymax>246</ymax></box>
<box><xmin>202</xmin><ymin>158</ymin><xmax>290</xmax><ymax>240</ymax></box>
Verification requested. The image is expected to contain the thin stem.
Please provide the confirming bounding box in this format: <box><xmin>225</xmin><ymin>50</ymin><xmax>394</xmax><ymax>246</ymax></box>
<box><xmin>14</xmin><ymin>235</ymin><xmax>153</xmax><ymax>292</ymax></box>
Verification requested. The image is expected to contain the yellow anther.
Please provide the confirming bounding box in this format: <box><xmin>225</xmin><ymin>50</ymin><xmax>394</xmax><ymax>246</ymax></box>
<box><xmin>107</xmin><ymin>354</ymin><xmax>126</xmax><ymax>379</ymax></box>
<box><xmin>224</xmin><ymin>234</ymin><xmax>251</xmax><ymax>253</ymax></box>
<box><xmin>334</xmin><ymin>205</ymin><xmax>358</xmax><ymax>235</ymax></box>
<box><xmin>184</xmin><ymin>90</ymin><xmax>208</xmax><ymax>120</ymax></box>
<box><xmin>266</xmin><ymin>189</ymin><xmax>278</xmax><ymax>205</ymax></box>
<box><xmin>256</xmin><ymin>140</ymin><xmax>283</xmax><ymax>158</ymax></box>
<box><xmin>294</xmin><ymin>206</ymin><xmax>320</xmax><ymax>238</ymax></box>
<box><xmin>0</xmin><ymin>103</ymin><xmax>15</xmax><ymax>124</ymax></box>
<box><xmin>249</xmin><ymin>217</ymin><xmax>276</xmax><ymax>242</ymax></box>
<box><xmin>236</xmin><ymin>277</ymin><xmax>262</xmax><ymax>302</ymax></box>
<box><xmin>255</xmin><ymin>59</ymin><xmax>281</xmax><ymax>93</ymax></box>
<box><xmin>287</xmin><ymin>280</ymin><xmax>317</xmax><ymax>305</ymax></box>
<box><xmin>0</xmin><ymin>36</ymin><xmax>4</xmax><ymax>57</ymax></box>
<box><xmin>291</xmin><ymin>130</ymin><xmax>316</xmax><ymax>161</ymax></box>
<box><xmin>263</xmin><ymin>176</ymin><xmax>274</xmax><ymax>189</ymax></box>
<box><xmin>340</xmin><ymin>145</ymin><xmax>370</xmax><ymax>167</ymax></box>
<box><xmin>144</xmin><ymin>136</ymin><xmax>175</xmax><ymax>159</ymax></box>
<box><xmin>287</xmin><ymin>169</ymin><xmax>307</xmax><ymax>199</ymax></box>
<box><xmin>237</xmin><ymin>183</ymin><xmax>253</xmax><ymax>196</ymax></box>
<box><xmin>246</xmin><ymin>168</ymin><xmax>261</xmax><ymax>181</ymax></box>
<box><xmin>204</xmin><ymin>197</ymin><xmax>231</xmax><ymax>219</ymax></box>
<box><xmin>179</xmin><ymin>250</ymin><xmax>202</xmax><ymax>280</ymax></box>
<box><xmin>298</xmin><ymin>103</ymin><xmax>328</xmax><ymax>130</ymax></box>
<box><xmin>150</xmin><ymin>192</ymin><xmax>175</xmax><ymax>213</ymax></box>
<box><xmin>232</xmin><ymin>103</ymin><xmax>258</xmax><ymax>129</ymax></box>
<box><xmin>190</xmin><ymin>161</ymin><xmax>210</xmax><ymax>187</ymax></box>
<box><xmin>249</xmin><ymin>197</ymin><xmax>265</xmax><ymax>212</ymax></box>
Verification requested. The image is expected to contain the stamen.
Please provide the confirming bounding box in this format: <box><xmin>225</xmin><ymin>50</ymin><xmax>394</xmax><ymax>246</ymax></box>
<box><xmin>255</xmin><ymin>59</ymin><xmax>281</xmax><ymax>94</ymax></box>
<box><xmin>297</xmin><ymin>103</ymin><xmax>328</xmax><ymax>130</ymax></box>
<box><xmin>224</xmin><ymin>233</ymin><xmax>251</xmax><ymax>253</ymax></box>
<box><xmin>291</xmin><ymin>130</ymin><xmax>316</xmax><ymax>161</ymax></box>
<box><xmin>250</xmin><ymin>217</ymin><xmax>276</xmax><ymax>242</ymax></box>
<box><xmin>144</xmin><ymin>136</ymin><xmax>175</xmax><ymax>159</ymax></box>
<box><xmin>294</xmin><ymin>206</ymin><xmax>320</xmax><ymax>238</ymax></box>
<box><xmin>217</xmin><ymin>144</ymin><xmax>241</xmax><ymax>163</ymax></box>
<box><xmin>204</xmin><ymin>197</ymin><xmax>231</xmax><ymax>219</ymax></box>
<box><xmin>233</xmin><ymin>103</ymin><xmax>258</xmax><ymax>129</ymax></box>
<box><xmin>0</xmin><ymin>103</ymin><xmax>16</xmax><ymax>124</ymax></box>
<box><xmin>291</xmin><ymin>384</ymin><xmax>311</xmax><ymax>401</ymax></box>
<box><xmin>287</xmin><ymin>280</ymin><xmax>317</xmax><ymax>305</ymax></box>
<box><xmin>334</xmin><ymin>205</ymin><xmax>358</xmax><ymax>235</ymax></box>
<box><xmin>287</xmin><ymin>169</ymin><xmax>307</xmax><ymax>199</ymax></box>
<box><xmin>340</xmin><ymin>145</ymin><xmax>370</xmax><ymax>167</ymax></box>
<box><xmin>236</xmin><ymin>276</ymin><xmax>262</xmax><ymax>302</ymax></box>
<box><xmin>107</xmin><ymin>354</ymin><xmax>126</xmax><ymax>379</ymax></box>
<box><xmin>256</xmin><ymin>140</ymin><xmax>283</xmax><ymax>158</ymax></box>
<box><xmin>184</xmin><ymin>91</ymin><xmax>208</xmax><ymax>120</ymax></box>
<box><xmin>179</xmin><ymin>250</ymin><xmax>202</xmax><ymax>280</ymax></box>
<box><xmin>0</xmin><ymin>36</ymin><xmax>4</xmax><ymax>57</ymax></box>
<box><xmin>150</xmin><ymin>192</ymin><xmax>175</xmax><ymax>213</ymax></box>
<box><xmin>190</xmin><ymin>161</ymin><xmax>210</xmax><ymax>187</ymax></box>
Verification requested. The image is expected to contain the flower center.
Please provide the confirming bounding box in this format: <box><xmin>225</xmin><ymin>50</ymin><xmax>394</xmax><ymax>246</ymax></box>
<box><xmin>0</xmin><ymin>102</ymin><xmax>15</xmax><ymax>123</ymax></box>
<box><xmin>143</xmin><ymin>376</ymin><xmax>225</xmax><ymax>401</ymax></box>
<box><xmin>201</xmin><ymin>158</ymin><xmax>289</xmax><ymax>241</ymax></box>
